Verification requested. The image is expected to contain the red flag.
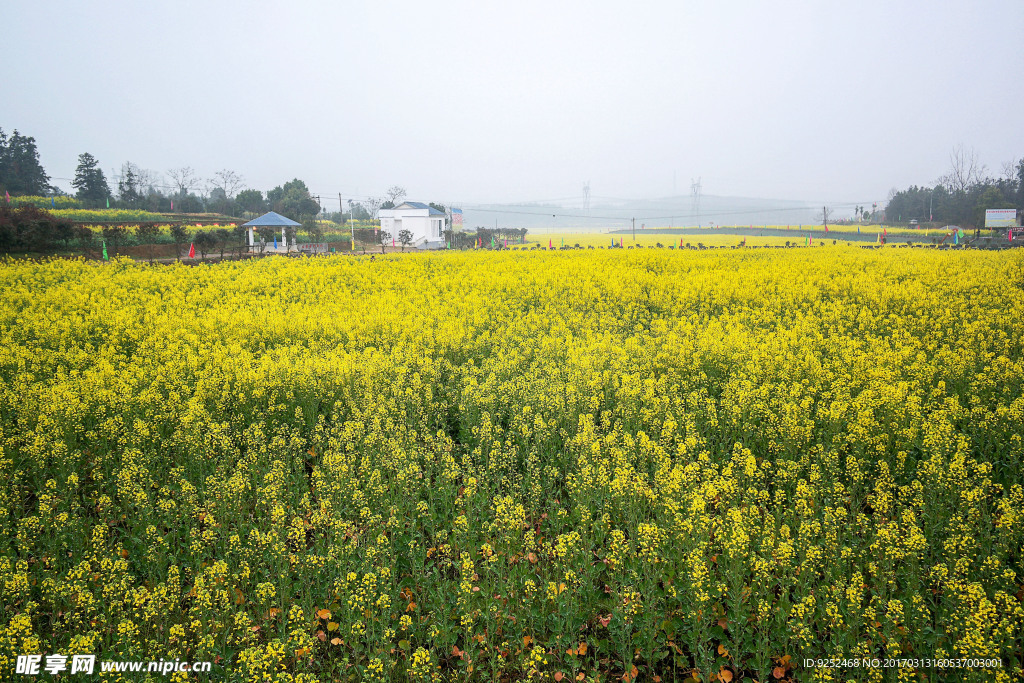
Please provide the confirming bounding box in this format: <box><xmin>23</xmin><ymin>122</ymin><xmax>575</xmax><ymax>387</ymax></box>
<box><xmin>549</xmin><ymin>239</ymin><xmax>552</xmax><ymax>248</ymax></box>
<box><xmin>392</xmin><ymin>236</ymin><xmax>395</xmax><ymax>247</ymax></box>
<box><xmin>188</xmin><ymin>242</ymin><xmax>195</xmax><ymax>259</ymax></box>
<box><xmin>825</xmin><ymin>225</ymin><xmax>829</xmax><ymax>233</ymax></box>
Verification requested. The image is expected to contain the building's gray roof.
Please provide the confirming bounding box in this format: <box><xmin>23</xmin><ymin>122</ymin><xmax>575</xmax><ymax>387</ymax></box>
<box><xmin>399</xmin><ymin>201</ymin><xmax>445</xmax><ymax>216</ymax></box>
<box><xmin>241</xmin><ymin>211</ymin><xmax>302</xmax><ymax>227</ymax></box>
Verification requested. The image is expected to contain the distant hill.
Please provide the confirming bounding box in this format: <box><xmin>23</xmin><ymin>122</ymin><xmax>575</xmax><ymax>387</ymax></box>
<box><xmin>460</xmin><ymin>194</ymin><xmax>823</xmax><ymax>232</ymax></box>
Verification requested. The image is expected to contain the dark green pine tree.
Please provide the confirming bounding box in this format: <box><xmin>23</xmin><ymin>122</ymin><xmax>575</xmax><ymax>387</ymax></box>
<box><xmin>0</xmin><ymin>128</ymin><xmax>53</xmax><ymax>196</ymax></box>
<box><xmin>72</xmin><ymin>153</ymin><xmax>111</xmax><ymax>208</ymax></box>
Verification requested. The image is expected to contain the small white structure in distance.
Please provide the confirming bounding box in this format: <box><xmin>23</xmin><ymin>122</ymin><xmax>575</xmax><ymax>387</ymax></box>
<box><xmin>378</xmin><ymin>202</ymin><xmax>446</xmax><ymax>249</ymax></box>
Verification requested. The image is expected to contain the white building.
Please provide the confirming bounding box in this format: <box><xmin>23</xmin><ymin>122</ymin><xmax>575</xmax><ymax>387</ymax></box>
<box><xmin>378</xmin><ymin>202</ymin><xmax>446</xmax><ymax>249</ymax></box>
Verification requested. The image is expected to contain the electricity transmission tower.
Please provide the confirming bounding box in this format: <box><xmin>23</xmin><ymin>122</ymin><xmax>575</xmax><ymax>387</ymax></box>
<box><xmin>582</xmin><ymin>181</ymin><xmax>591</xmax><ymax>216</ymax></box>
<box><xmin>691</xmin><ymin>177</ymin><xmax>702</xmax><ymax>227</ymax></box>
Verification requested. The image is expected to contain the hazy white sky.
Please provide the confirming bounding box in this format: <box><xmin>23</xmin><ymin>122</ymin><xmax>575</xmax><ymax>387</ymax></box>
<box><xmin>3</xmin><ymin>0</ymin><xmax>1022</xmax><ymax>211</ymax></box>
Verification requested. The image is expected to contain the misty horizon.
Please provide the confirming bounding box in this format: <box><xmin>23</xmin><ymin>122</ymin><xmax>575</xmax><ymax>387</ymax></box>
<box><xmin>3</xmin><ymin>0</ymin><xmax>1022</xmax><ymax>212</ymax></box>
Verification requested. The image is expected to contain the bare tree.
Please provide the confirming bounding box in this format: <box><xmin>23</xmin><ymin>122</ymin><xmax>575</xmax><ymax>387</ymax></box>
<box><xmin>364</xmin><ymin>196</ymin><xmax>383</xmax><ymax>219</ymax></box>
<box><xmin>167</xmin><ymin>166</ymin><xmax>200</xmax><ymax>197</ymax></box>
<box><xmin>940</xmin><ymin>144</ymin><xmax>986</xmax><ymax>193</ymax></box>
<box><xmin>384</xmin><ymin>185</ymin><xmax>407</xmax><ymax>206</ymax></box>
<box><xmin>202</xmin><ymin>180</ymin><xmax>219</xmax><ymax>202</ymax></box>
<box><xmin>132</xmin><ymin>167</ymin><xmax>159</xmax><ymax>195</ymax></box>
<box><xmin>209</xmin><ymin>169</ymin><xmax>245</xmax><ymax>199</ymax></box>
<box><xmin>1001</xmin><ymin>159</ymin><xmax>1020</xmax><ymax>185</ymax></box>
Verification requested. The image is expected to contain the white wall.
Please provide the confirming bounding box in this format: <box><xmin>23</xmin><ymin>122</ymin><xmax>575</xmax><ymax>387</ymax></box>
<box><xmin>380</xmin><ymin>207</ymin><xmax>445</xmax><ymax>247</ymax></box>
<box><xmin>401</xmin><ymin>215</ymin><xmax>429</xmax><ymax>242</ymax></box>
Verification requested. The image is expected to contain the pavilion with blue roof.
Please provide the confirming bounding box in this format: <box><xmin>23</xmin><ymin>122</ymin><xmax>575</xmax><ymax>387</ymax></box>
<box><xmin>242</xmin><ymin>211</ymin><xmax>302</xmax><ymax>252</ymax></box>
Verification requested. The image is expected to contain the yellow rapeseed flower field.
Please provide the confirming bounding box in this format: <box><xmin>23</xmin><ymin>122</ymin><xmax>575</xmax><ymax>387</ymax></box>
<box><xmin>528</xmin><ymin>233</ymin><xmax>795</xmax><ymax>248</ymax></box>
<box><xmin>1</xmin><ymin>246</ymin><xmax>1022</xmax><ymax>682</ymax></box>
<box><xmin>527</xmin><ymin>225</ymin><xmax>987</xmax><ymax>249</ymax></box>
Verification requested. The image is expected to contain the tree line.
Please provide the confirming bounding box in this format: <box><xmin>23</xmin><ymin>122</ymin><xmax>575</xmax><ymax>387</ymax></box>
<box><xmin>0</xmin><ymin>128</ymin><xmax>428</xmax><ymax>225</ymax></box>
<box><xmin>885</xmin><ymin>146</ymin><xmax>1023</xmax><ymax>227</ymax></box>
<box><xmin>0</xmin><ymin>126</ymin><xmax>325</xmax><ymax>220</ymax></box>
<box><xmin>1</xmin><ymin>132</ymin><xmax>455</xmax><ymax>229</ymax></box>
